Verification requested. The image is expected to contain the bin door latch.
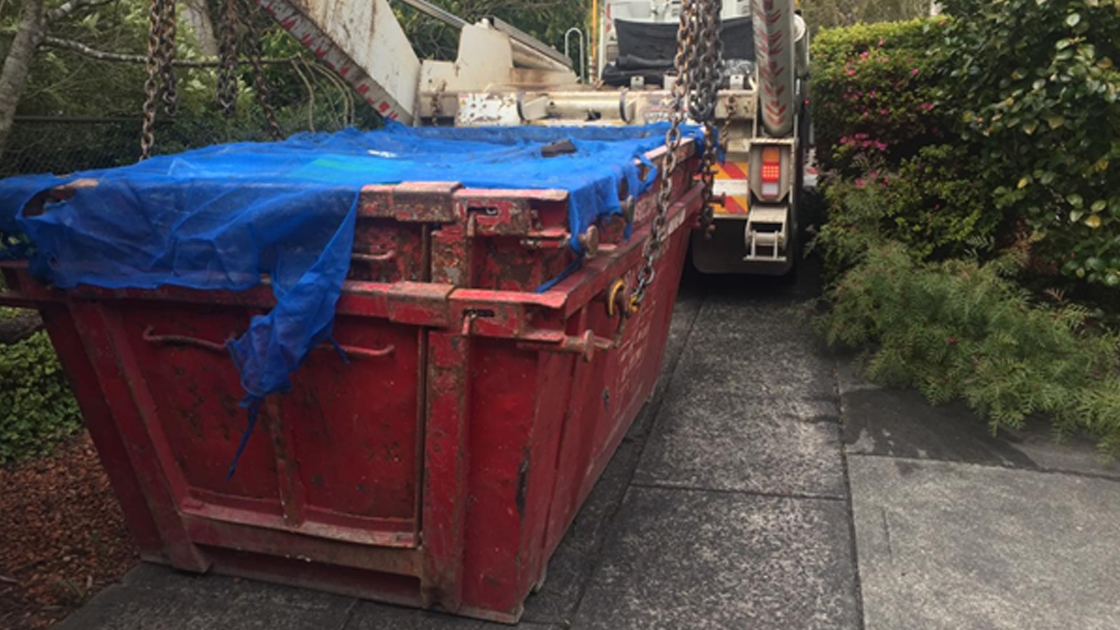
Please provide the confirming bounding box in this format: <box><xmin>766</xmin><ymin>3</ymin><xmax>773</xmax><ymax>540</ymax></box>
<box><xmin>516</xmin><ymin>329</ymin><xmax>615</xmax><ymax>363</ymax></box>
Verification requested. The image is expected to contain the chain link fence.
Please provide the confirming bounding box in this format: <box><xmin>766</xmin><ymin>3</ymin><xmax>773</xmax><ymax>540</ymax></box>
<box><xmin>2</xmin><ymin>77</ymin><xmax>381</xmax><ymax>178</ymax></box>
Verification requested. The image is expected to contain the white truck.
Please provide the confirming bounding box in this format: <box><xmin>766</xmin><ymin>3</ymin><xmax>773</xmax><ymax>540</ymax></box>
<box><xmin>251</xmin><ymin>0</ymin><xmax>811</xmax><ymax>275</ymax></box>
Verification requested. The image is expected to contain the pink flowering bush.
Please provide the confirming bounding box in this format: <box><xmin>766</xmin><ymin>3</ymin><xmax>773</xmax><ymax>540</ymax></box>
<box><xmin>811</xmin><ymin>19</ymin><xmax>951</xmax><ymax>175</ymax></box>
<box><xmin>811</xmin><ymin>20</ymin><xmax>997</xmax><ymax>266</ymax></box>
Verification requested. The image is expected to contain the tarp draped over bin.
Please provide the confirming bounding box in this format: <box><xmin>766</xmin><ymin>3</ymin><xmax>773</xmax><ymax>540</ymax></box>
<box><xmin>0</xmin><ymin>122</ymin><xmax>703</xmax><ymax>447</ymax></box>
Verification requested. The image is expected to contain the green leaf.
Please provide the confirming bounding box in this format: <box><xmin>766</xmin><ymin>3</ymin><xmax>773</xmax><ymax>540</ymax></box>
<box><xmin>1067</xmin><ymin>193</ymin><xmax>1084</xmax><ymax>207</ymax></box>
<box><xmin>1070</xmin><ymin>209</ymin><xmax>1085</xmax><ymax>222</ymax></box>
<box><xmin>1066</xmin><ymin>13</ymin><xmax>1081</xmax><ymax>26</ymax></box>
<box><xmin>1091</xmin><ymin>200</ymin><xmax>1107</xmax><ymax>213</ymax></box>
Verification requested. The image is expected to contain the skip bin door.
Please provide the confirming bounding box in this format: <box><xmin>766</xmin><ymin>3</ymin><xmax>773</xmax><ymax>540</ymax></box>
<box><xmin>108</xmin><ymin>300</ymin><xmax>424</xmax><ymax>548</ymax></box>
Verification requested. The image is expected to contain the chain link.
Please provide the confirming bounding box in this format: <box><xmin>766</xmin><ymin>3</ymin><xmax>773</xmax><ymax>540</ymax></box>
<box><xmin>217</xmin><ymin>0</ymin><xmax>240</xmax><ymax>119</ymax></box>
<box><xmin>158</xmin><ymin>0</ymin><xmax>179</xmax><ymax>117</ymax></box>
<box><xmin>695</xmin><ymin>0</ymin><xmax>723</xmax><ymax>238</ymax></box>
<box><xmin>631</xmin><ymin>0</ymin><xmax>693</xmax><ymax>311</ymax></box>
<box><xmin>140</xmin><ymin>0</ymin><xmax>170</xmax><ymax>160</ymax></box>
<box><xmin>631</xmin><ymin>0</ymin><xmax>721</xmax><ymax>311</ymax></box>
<box><xmin>239</xmin><ymin>0</ymin><xmax>283</xmax><ymax>141</ymax></box>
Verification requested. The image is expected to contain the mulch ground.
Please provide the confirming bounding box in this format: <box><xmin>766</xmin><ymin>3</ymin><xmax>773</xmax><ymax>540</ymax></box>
<box><xmin>0</xmin><ymin>432</ymin><xmax>138</xmax><ymax>629</ymax></box>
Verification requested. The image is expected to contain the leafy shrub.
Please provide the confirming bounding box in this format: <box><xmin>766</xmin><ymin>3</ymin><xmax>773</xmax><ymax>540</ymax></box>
<box><xmin>811</xmin><ymin>18</ymin><xmax>951</xmax><ymax>175</ymax></box>
<box><xmin>817</xmin><ymin>144</ymin><xmax>998</xmax><ymax>267</ymax></box>
<box><xmin>0</xmin><ymin>310</ymin><xmax>82</xmax><ymax>464</ymax></box>
<box><xmin>800</xmin><ymin>0</ymin><xmax>932</xmax><ymax>34</ymax></box>
<box><xmin>941</xmin><ymin>0</ymin><xmax>1120</xmax><ymax>287</ymax></box>
<box><xmin>817</xmin><ymin>239</ymin><xmax>1120</xmax><ymax>455</ymax></box>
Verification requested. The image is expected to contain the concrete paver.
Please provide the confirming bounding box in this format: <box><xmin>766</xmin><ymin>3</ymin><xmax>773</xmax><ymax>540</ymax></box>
<box><xmin>838</xmin><ymin>359</ymin><xmax>1120</xmax><ymax>479</ymax></box>
<box><xmin>842</xmin><ymin>356</ymin><xmax>1120</xmax><ymax>630</ymax></box>
<box><xmin>676</xmin><ymin>336</ymin><xmax>837</xmax><ymax>402</ymax></box>
<box><xmin>842</xmin><ymin>386</ymin><xmax>1037</xmax><ymax>468</ymax></box>
<box><xmin>849</xmin><ymin>456</ymin><xmax>1120</xmax><ymax>630</ymax></box>
<box><xmin>578</xmin><ymin>276</ymin><xmax>860</xmax><ymax>629</ymax></box>
<box><xmin>635</xmin><ymin>386</ymin><xmax>845</xmax><ymax>497</ymax></box>
<box><xmin>54</xmin><ymin>578</ymin><xmax>354</xmax><ymax>630</ymax></box>
<box><xmin>345</xmin><ymin>601</ymin><xmax>560</xmax><ymax>630</ymax></box>
<box><xmin>571</xmin><ymin>487</ymin><xmax>861</xmax><ymax>630</ymax></box>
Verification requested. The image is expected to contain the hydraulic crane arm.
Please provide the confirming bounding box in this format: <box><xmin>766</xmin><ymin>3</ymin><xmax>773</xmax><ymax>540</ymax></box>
<box><xmin>749</xmin><ymin>0</ymin><xmax>809</xmax><ymax>137</ymax></box>
<box><xmin>253</xmin><ymin>0</ymin><xmax>575</xmax><ymax>125</ymax></box>
<box><xmin>256</xmin><ymin>0</ymin><xmax>421</xmax><ymax>123</ymax></box>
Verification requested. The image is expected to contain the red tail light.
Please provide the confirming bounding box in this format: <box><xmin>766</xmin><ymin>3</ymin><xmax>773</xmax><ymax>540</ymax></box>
<box><xmin>760</xmin><ymin>147</ymin><xmax>782</xmax><ymax>199</ymax></box>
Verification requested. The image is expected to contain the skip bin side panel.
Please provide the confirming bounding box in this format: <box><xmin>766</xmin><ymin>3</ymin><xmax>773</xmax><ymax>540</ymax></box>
<box><xmin>98</xmin><ymin>296</ymin><xmax>424</xmax><ymax>547</ymax></box>
<box><xmin>541</xmin><ymin>185</ymin><xmax>700</xmax><ymax>562</ymax></box>
<box><xmin>284</xmin><ymin>314</ymin><xmax>423</xmax><ymax>530</ymax></box>
<box><xmin>114</xmin><ymin>301</ymin><xmax>281</xmax><ymax>506</ymax></box>
<box><xmin>516</xmin><ymin>348</ymin><xmax>578</xmax><ymax>601</ymax></box>
<box><xmin>458</xmin><ymin>338</ymin><xmax>571</xmax><ymax>621</ymax></box>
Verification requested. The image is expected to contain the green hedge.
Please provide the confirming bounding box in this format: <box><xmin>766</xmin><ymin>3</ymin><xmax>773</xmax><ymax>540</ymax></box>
<box><xmin>812</xmin><ymin>12</ymin><xmax>1120</xmax><ymax>454</ymax></box>
<box><xmin>0</xmin><ymin>309</ymin><xmax>82</xmax><ymax>464</ymax></box>
<box><xmin>818</xmin><ymin>143</ymin><xmax>996</xmax><ymax>265</ymax></box>
<box><xmin>941</xmin><ymin>0</ymin><xmax>1120</xmax><ymax>287</ymax></box>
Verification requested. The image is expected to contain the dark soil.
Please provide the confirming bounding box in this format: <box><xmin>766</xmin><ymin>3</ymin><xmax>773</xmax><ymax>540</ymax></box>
<box><xmin>0</xmin><ymin>432</ymin><xmax>137</xmax><ymax>629</ymax></box>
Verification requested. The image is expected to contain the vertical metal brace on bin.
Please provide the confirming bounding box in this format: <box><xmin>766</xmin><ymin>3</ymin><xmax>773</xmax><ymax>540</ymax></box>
<box><xmin>360</xmin><ymin>182</ymin><xmax>483</xmax><ymax>612</ymax></box>
<box><xmin>422</xmin><ymin>328</ymin><xmax>470</xmax><ymax>611</ymax></box>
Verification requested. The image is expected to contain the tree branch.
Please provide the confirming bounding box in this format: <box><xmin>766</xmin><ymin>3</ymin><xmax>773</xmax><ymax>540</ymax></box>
<box><xmin>46</xmin><ymin>0</ymin><xmax>91</xmax><ymax>23</ymax></box>
<box><xmin>39</xmin><ymin>36</ymin><xmax>298</xmax><ymax>67</ymax></box>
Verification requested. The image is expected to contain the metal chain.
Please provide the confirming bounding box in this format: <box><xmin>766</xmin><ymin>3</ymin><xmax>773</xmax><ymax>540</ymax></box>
<box><xmin>140</xmin><ymin>0</ymin><xmax>168</xmax><ymax>160</ymax></box>
<box><xmin>630</xmin><ymin>0</ymin><xmax>698</xmax><ymax>312</ymax></box>
<box><xmin>631</xmin><ymin>0</ymin><xmax>722</xmax><ymax>310</ymax></box>
<box><xmin>158</xmin><ymin>0</ymin><xmax>179</xmax><ymax>117</ymax></box>
<box><xmin>239</xmin><ymin>0</ymin><xmax>283</xmax><ymax>141</ymax></box>
<box><xmin>696</xmin><ymin>0</ymin><xmax>723</xmax><ymax>237</ymax></box>
<box><xmin>217</xmin><ymin>0</ymin><xmax>240</xmax><ymax>119</ymax></box>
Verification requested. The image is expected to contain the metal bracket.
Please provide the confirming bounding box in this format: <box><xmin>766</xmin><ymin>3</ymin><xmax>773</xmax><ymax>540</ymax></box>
<box><xmin>516</xmin><ymin>329</ymin><xmax>613</xmax><ymax>363</ymax></box>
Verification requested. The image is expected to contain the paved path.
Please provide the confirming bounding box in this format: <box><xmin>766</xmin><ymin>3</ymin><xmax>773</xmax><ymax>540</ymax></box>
<box><xmin>55</xmin><ymin>266</ymin><xmax>1120</xmax><ymax>630</ymax></box>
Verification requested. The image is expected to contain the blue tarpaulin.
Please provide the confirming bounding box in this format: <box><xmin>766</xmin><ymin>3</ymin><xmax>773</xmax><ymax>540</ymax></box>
<box><xmin>0</xmin><ymin>122</ymin><xmax>702</xmax><ymax>460</ymax></box>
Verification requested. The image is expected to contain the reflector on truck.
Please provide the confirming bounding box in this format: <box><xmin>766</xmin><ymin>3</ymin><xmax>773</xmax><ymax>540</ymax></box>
<box><xmin>713</xmin><ymin>160</ymin><xmax>750</xmax><ymax>215</ymax></box>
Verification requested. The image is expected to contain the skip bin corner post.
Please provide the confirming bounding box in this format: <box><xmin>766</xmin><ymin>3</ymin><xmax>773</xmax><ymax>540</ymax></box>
<box><xmin>420</xmin><ymin>328</ymin><xmax>471</xmax><ymax>613</ymax></box>
<box><xmin>67</xmin><ymin>298</ymin><xmax>212</xmax><ymax>573</ymax></box>
<box><xmin>49</xmin><ymin>304</ymin><xmax>169</xmax><ymax>559</ymax></box>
